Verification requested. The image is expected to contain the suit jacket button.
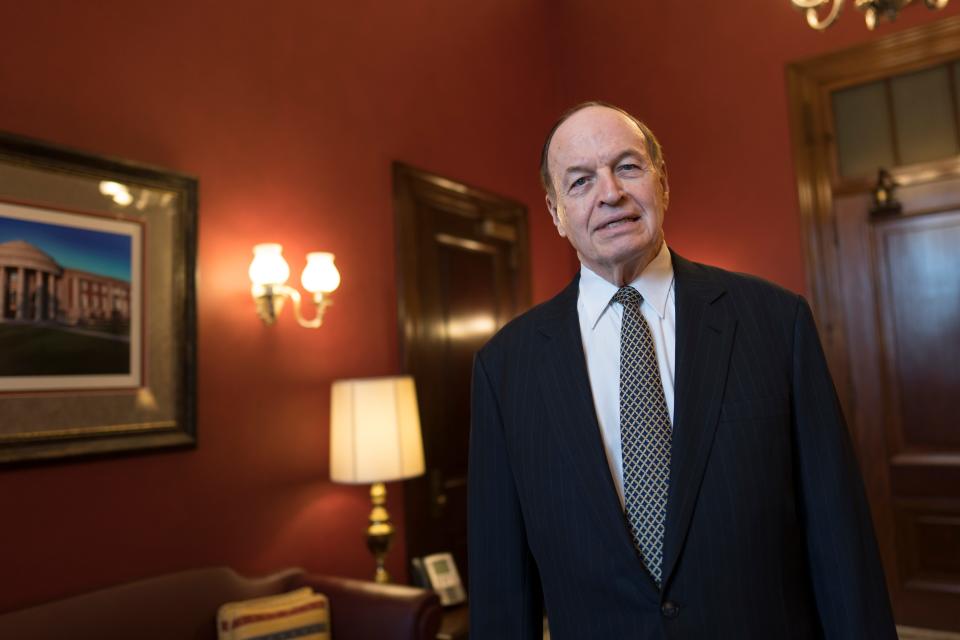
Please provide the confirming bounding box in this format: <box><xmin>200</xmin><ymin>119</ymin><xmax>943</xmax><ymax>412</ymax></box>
<box><xmin>661</xmin><ymin>601</ymin><xmax>680</xmax><ymax>619</ymax></box>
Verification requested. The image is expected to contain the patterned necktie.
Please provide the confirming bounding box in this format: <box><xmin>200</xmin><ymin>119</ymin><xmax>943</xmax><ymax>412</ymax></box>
<box><xmin>614</xmin><ymin>285</ymin><xmax>672</xmax><ymax>585</ymax></box>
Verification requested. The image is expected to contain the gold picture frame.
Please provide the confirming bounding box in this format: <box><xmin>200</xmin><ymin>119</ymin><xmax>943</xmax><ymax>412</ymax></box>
<box><xmin>0</xmin><ymin>132</ymin><xmax>197</xmax><ymax>463</ymax></box>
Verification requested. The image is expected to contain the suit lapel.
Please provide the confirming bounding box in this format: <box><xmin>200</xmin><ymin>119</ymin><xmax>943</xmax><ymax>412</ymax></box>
<box><xmin>661</xmin><ymin>254</ymin><xmax>736</xmax><ymax>587</ymax></box>
<box><xmin>535</xmin><ymin>275</ymin><xmax>660</xmax><ymax>600</ymax></box>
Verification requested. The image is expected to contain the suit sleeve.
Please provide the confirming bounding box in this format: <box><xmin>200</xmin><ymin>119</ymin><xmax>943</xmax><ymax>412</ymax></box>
<box><xmin>791</xmin><ymin>296</ymin><xmax>897</xmax><ymax>639</ymax></box>
<box><xmin>468</xmin><ymin>350</ymin><xmax>543</xmax><ymax>640</ymax></box>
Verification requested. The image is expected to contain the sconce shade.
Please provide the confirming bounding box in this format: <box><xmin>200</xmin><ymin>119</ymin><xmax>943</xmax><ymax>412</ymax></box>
<box><xmin>301</xmin><ymin>252</ymin><xmax>341</xmax><ymax>294</ymax></box>
<box><xmin>330</xmin><ymin>376</ymin><xmax>425</xmax><ymax>484</ymax></box>
<box><xmin>249</xmin><ymin>243</ymin><xmax>290</xmax><ymax>288</ymax></box>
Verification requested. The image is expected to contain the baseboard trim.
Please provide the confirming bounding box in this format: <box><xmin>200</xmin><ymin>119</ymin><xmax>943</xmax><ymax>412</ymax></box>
<box><xmin>898</xmin><ymin>626</ymin><xmax>960</xmax><ymax>639</ymax></box>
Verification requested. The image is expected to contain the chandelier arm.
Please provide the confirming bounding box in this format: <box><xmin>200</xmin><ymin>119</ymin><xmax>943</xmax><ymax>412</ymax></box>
<box><xmin>805</xmin><ymin>0</ymin><xmax>845</xmax><ymax>30</ymax></box>
<box><xmin>793</xmin><ymin>0</ymin><xmax>946</xmax><ymax>31</ymax></box>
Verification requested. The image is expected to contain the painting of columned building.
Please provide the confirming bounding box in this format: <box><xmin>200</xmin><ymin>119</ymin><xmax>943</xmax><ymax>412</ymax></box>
<box><xmin>0</xmin><ymin>240</ymin><xmax>131</xmax><ymax>328</ymax></box>
<box><xmin>0</xmin><ymin>201</ymin><xmax>141</xmax><ymax>389</ymax></box>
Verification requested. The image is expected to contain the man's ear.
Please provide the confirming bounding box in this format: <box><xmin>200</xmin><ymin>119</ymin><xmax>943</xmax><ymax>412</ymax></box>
<box><xmin>545</xmin><ymin>193</ymin><xmax>566</xmax><ymax>237</ymax></box>
<box><xmin>659</xmin><ymin>165</ymin><xmax>670</xmax><ymax>210</ymax></box>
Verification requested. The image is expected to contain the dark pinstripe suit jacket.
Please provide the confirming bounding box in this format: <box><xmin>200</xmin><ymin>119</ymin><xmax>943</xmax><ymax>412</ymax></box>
<box><xmin>468</xmin><ymin>252</ymin><xmax>896</xmax><ymax>639</ymax></box>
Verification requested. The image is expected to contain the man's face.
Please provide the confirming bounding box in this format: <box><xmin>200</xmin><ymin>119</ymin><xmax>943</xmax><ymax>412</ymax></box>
<box><xmin>545</xmin><ymin>106</ymin><xmax>668</xmax><ymax>284</ymax></box>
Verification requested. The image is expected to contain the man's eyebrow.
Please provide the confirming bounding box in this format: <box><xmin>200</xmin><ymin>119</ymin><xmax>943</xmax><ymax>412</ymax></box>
<box><xmin>562</xmin><ymin>150</ymin><xmax>648</xmax><ymax>180</ymax></box>
<box><xmin>612</xmin><ymin>149</ymin><xmax>647</xmax><ymax>165</ymax></box>
<box><xmin>563</xmin><ymin>164</ymin><xmax>593</xmax><ymax>179</ymax></box>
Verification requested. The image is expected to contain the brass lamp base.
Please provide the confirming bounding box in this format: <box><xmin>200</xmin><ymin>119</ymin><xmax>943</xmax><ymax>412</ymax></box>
<box><xmin>366</xmin><ymin>482</ymin><xmax>394</xmax><ymax>583</ymax></box>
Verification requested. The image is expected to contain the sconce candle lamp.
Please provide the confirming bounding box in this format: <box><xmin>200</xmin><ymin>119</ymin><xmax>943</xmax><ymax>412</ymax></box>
<box><xmin>249</xmin><ymin>243</ymin><xmax>341</xmax><ymax>328</ymax></box>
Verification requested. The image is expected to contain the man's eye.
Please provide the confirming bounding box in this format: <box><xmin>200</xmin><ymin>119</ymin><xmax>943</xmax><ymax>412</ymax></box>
<box><xmin>569</xmin><ymin>176</ymin><xmax>588</xmax><ymax>190</ymax></box>
<box><xmin>618</xmin><ymin>163</ymin><xmax>641</xmax><ymax>172</ymax></box>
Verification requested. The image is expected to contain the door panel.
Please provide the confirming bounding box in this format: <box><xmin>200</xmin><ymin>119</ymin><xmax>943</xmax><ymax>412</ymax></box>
<box><xmin>875</xmin><ymin>214</ymin><xmax>960</xmax><ymax>450</ymax></box>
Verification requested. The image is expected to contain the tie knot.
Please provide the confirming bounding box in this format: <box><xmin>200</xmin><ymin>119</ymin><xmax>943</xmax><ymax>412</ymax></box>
<box><xmin>613</xmin><ymin>286</ymin><xmax>643</xmax><ymax>309</ymax></box>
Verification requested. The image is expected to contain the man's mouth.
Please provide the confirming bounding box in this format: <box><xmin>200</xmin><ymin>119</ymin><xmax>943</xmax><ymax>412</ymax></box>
<box><xmin>597</xmin><ymin>215</ymin><xmax>640</xmax><ymax>231</ymax></box>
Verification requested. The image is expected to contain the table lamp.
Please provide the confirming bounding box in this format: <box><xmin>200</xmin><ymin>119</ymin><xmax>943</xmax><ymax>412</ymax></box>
<box><xmin>329</xmin><ymin>375</ymin><xmax>425</xmax><ymax>583</ymax></box>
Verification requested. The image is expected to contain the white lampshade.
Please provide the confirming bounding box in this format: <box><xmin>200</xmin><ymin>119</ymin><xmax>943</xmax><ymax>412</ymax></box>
<box><xmin>329</xmin><ymin>376</ymin><xmax>425</xmax><ymax>484</ymax></box>
<box><xmin>248</xmin><ymin>243</ymin><xmax>290</xmax><ymax>287</ymax></box>
<box><xmin>301</xmin><ymin>252</ymin><xmax>341</xmax><ymax>294</ymax></box>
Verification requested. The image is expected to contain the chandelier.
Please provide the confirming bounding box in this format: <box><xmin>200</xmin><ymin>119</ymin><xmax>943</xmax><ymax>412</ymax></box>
<box><xmin>792</xmin><ymin>0</ymin><xmax>949</xmax><ymax>30</ymax></box>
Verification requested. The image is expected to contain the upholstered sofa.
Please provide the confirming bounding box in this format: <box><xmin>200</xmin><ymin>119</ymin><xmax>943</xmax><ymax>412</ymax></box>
<box><xmin>0</xmin><ymin>566</ymin><xmax>442</xmax><ymax>640</ymax></box>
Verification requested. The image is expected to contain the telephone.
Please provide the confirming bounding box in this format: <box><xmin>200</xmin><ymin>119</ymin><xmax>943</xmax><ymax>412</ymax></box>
<box><xmin>411</xmin><ymin>552</ymin><xmax>466</xmax><ymax>606</ymax></box>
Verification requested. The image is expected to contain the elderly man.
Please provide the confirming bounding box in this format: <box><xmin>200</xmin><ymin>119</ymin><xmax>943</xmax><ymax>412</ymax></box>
<box><xmin>468</xmin><ymin>102</ymin><xmax>895</xmax><ymax>639</ymax></box>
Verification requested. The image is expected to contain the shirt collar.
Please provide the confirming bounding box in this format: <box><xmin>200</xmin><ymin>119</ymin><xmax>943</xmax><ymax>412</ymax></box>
<box><xmin>578</xmin><ymin>241</ymin><xmax>675</xmax><ymax>330</ymax></box>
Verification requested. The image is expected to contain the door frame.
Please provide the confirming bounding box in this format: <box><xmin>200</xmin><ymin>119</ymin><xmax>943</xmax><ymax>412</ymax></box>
<box><xmin>393</xmin><ymin>161</ymin><xmax>531</xmax><ymax>576</ymax></box>
<box><xmin>394</xmin><ymin>162</ymin><xmax>531</xmax><ymax>375</ymax></box>
<box><xmin>786</xmin><ymin>15</ymin><xmax>960</xmax><ymax>626</ymax></box>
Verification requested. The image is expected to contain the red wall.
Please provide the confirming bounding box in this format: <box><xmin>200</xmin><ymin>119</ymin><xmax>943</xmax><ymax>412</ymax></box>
<box><xmin>3</xmin><ymin>0</ymin><xmax>960</xmax><ymax>614</ymax></box>
<box><xmin>553</xmin><ymin>1</ymin><xmax>960</xmax><ymax>292</ymax></box>
<box><xmin>0</xmin><ymin>0</ymin><xmax>571</xmax><ymax>612</ymax></box>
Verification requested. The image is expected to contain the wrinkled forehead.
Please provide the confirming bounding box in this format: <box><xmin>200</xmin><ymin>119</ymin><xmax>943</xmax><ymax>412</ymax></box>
<box><xmin>548</xmin><ymin>106</ymin><xmax>650</xmax><ymax>174</ymax></box>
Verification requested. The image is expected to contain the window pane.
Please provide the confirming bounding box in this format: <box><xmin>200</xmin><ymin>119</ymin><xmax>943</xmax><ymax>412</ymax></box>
<box><xmin>891</xmin><ymin>65</ymin><xmax>959</xmax><ymax>165</ymax></box>
<box><xmin>832</xmin><ymin>81</ymin><xmax>895</xmax><ymax>178</ymax></box>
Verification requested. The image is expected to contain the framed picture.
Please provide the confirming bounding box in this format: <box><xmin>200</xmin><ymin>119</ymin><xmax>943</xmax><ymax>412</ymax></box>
<box><xmin>0</xmin><ymin>132</ymin><xmax>197</xmax><ymax>463</ymax></box>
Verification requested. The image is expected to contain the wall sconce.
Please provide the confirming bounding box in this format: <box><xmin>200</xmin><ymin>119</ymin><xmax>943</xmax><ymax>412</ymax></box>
<box><xmin>248</xmin><ymin>243</ymin><xmax>341</xmax><ymax>328</ymax></box>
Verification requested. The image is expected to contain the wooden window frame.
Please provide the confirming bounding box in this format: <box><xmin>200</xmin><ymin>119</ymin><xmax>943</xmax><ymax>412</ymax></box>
<box><xmin>786</xmin><ymin>16</ymin><xmax>960</xmax><ymax>424</ymax></box>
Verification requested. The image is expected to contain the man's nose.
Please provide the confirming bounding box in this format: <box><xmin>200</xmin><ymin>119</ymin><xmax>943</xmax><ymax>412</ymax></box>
<box><xmin>597</xmin><ymin>169</ymin><xmax>624</xmax><ymax>206</ymax></box>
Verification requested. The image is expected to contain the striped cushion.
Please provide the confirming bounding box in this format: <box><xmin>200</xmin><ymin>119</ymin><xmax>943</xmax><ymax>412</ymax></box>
<box><xmin>217</xmin><ymin>587</ymin><xmax>331</xmax><ymax>640</ymax></box>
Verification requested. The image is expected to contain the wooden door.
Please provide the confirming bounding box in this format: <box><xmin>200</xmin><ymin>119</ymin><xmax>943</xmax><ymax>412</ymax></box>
<box><xmin>394</xmin><ymin>163</ymin><xmax>530</xmax><ymax>586</ymax></box>
<box><xmin>835</xmin><ymin>182</ymin><xmax>960</xmax><ymax>631</ymax></box>
<box><xmin>788</xmin><ymin>17</ymin><xmax>960</xmax><ymax>633</ymax></box>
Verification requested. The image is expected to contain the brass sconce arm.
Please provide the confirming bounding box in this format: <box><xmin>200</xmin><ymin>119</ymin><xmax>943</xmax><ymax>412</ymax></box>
<box><xmin>252</xmin><ymin>283</ymin><xmax>334</xmax><ymax>328</ymax></box>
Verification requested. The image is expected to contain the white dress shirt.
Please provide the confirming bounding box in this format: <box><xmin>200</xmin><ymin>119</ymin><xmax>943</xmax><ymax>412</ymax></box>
<box><xmin>576</xmin><ymin>241</ymin><xmax>676</xmax><ymax>508</ymax></box>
